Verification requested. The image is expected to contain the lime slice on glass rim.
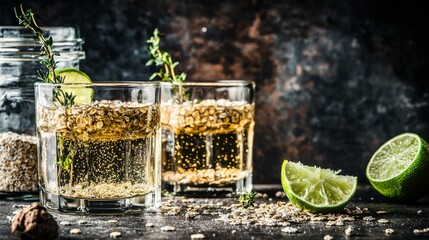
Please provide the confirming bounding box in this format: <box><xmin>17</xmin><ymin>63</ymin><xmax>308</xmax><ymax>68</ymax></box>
<box><xmin>366</xmin><ymin>133</ymin><xmax>429</xmax><ymax>201</ymax></box>
<box><xmin>51</xmin><ymin>68</ymin><xmax>93</xmax><ymax>104</ymax></box>
<box><xmin>281</xmin><ymin>160</ymin><xmax>357</xmax><ymax>213</ymax></box>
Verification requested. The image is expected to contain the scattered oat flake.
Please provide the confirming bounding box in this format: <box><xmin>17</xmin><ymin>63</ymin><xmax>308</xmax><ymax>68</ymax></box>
<box><xmin>145</xmin><ymin>223</ymin><xmax>155</xmax><ymax>227</ymax></box>
<box><xmin>275</xmin><ymin>191</ymin><xmax>286</xmax><ymax>198</ymax></box>
<box><xmin>12</xmin><ymin>204</ymin><xmax>30</xmax><ymax>209</ymax></box>
<box><xmin>12</xmin><ymin>210</ymin><xmax>21</xmax><ymax>215</ymax></box>
<box><xmin>216</xmin><ymin>201</ymin><xmax>357</xmax><ymax>227</ymax></box>
<box><xmin>70</xmin><ymin>228</ymin><xmax>82</xmax><ymax>234</ymax></box>
<box><xmin>108</xmin><ymin>219</ymin><xmax>118</xmax><ymax>223</ymax></box>
<box><xmin>363</xmin><ymin>216</ymin><xmax>376</xmax><ymax>221</ymax></box>
<box><xmin>110</xmin><ymin>231</ymin><xmax>122</xmax><ymax>238</ymax></box>
<box><xmin>231</xmin><ymin>230</ymin><xmax>236</xmax><ymax>234</ymax></box>
<box><xmin>327</xmin><ymin>217</ymin><xmax>344</xmax><ymax>226</ymax></box>
<box><xmin>377</xmin><ymin>219</ymin><xmax>389</xmax><ymax>224</ymax></box>
<box><xmin>324</xmin><ymin>235</ymin><xmax>333</xmax><ymax>240</ymax></box>
<box><xmin>77</xmin><ymin>219</ymin><xmax>87</xmax><ymax>224</ymax></box>
<box><xmin>161</xmin><ymin>226</ymin><xmax>176</xmax><ymax>231</ymax></box>
<box><xmin>385</xmin><ymin>228</ymin><xmax>395</xmax><ymax>234</ymax></box>
<box><xmin>281</xmin><ymin>227</ymin><xmax>299</xmax><ymax>233</ymax></box>
<box><xmin>376</xmin><ymin>210</ymin><xmax>387</xmax><ymax>214</ymax></box>
<box><xmin>345</xmin><ymin>226</ymin><xmax>356</xmax><ymax>236</ymax></box>
<box><xmin>417</xmin><ymin>210</ymin><xmax>422</xmax><ymax>214</ymax></box>
<box><xmin>413</xmin><ymin>227</ymin><xmax>429</xmax><ymax>234</ymax></box>
<box><xmin>191</xmin><ymin>233</ymin><xmax>205</xmax><ymax>239</ymax></box>
<box><xmin>60</xmin><ymin>221</ymin><xmax>71</xmax><ymax>226</ymax></box>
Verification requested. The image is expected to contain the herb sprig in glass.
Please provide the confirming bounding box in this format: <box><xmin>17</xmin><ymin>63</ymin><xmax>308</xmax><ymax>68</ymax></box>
<box><xmin>15</xmin><ymin>4</ymin><xmax>77</xmax><ymax>177</ymax></box>
<box><xmin>146</xmin><ymin>28</ymin><xmax>187</xmax><ymax>103</ymax></box>
<box><xmin>14</xmin><ymin>4</ymin><xmax>75</xmax><ymax>106</ymax></box>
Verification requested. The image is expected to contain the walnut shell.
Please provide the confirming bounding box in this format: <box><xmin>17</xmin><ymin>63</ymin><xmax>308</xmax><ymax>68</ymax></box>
<box><xmin>11</xmin><ymin>202</ymin><xmax>58</xmax><ymax>240</ymax></box>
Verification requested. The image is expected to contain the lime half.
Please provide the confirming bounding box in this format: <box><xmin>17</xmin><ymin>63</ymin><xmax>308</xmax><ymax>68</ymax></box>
<box><xmin>366</xmin><ymin>133</ymin><xmax>429</xmax><ymax>201</ymax></box>
<box><xmin>281</xmin><ymin>160</ymin><xmax>357</xmax><ymax>213</ymax></box>
<box><xmin>52</xmin><ymin>68</ymin><xmax>93</xmax><ymax>104</ymax></box>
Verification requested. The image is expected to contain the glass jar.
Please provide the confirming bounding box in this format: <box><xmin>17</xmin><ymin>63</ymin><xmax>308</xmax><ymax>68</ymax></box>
<box><xmin>0</xmin><ymin>26</ymin><xmax>85</xmax><ymax>198</ymax></box>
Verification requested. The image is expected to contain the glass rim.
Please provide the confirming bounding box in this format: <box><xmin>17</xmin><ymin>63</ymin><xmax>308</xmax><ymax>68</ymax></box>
<box><xmin>0</xmin><ymin>26</ymin><xmax>84</xmax><ymax>43</ymax></box>
<box><xmin>35</xmin><ymin>81</ymin><xmax>161</xmax><ymax>87</ymax></box>
<box><xmin>161</xmin><ymin>80</ymin><xmax>255</xmax><ymax>87</ymax></box>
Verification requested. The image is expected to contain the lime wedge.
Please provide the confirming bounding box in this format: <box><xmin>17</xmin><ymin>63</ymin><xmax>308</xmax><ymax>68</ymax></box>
<box><xmin>281</xmin><ymin>160</ymin><xmax>357</xmax><ymax>213</ymax></box>
<box><xmin>366</xmin><ymin>133</ymin><xmax>429</xmax><ymax>201</ymax></box>
<box><xmin>52</xmin><ymin>68</ymin><xmax>93</xmax><ymax>104</ymax></box>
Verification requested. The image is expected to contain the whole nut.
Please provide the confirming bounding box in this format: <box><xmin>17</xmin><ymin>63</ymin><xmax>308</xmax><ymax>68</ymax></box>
<box><xmin>11</xmin><ymin>203</ymin><xmax>58</xmax><ymax>240</ymax></box>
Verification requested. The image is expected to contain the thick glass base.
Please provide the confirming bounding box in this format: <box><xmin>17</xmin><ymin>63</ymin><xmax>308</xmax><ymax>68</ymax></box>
<box><xmin>164</xmin><ymin>174</ymin><xmax>252</xmax><ymax>197</ymax></box>
<box><xmin>39</xmin><ymin>187</ymin><xmax>160</xmax><ymax>215</ymax></box>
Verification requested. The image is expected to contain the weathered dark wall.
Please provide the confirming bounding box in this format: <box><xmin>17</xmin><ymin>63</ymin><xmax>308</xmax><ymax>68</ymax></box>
<box><xmin>2</xmin><ymin>0</ymin><xmax>429</xmax><ymax>184</ymax></box>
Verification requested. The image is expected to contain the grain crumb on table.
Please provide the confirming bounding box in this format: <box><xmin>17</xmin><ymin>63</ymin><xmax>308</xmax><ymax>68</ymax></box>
<box><xmin>70</xmin><ymin>228</ymin><xmax>82</xmax><ymax>234</ymax></box>
<box><xmin>110</xmin><ymin>231</ymin><xmax>122</xmax><ymax>238</ymax></box>
<box><xmin>413</xmin><ymin>227</ymin><xmax>429</xmax><ymax>234</ymax></box>
<box><xmin>191</xmin><ymin>233</ymin><xmax>206</xmax><ymax>239</ymax></box>
<box><xmin>281</xmin><ymin>226</ymin><xmax>299</xmax><ymax>233</ymax></box>
<box><xmin>60</xmin><ymin>221</ymin><xmax>71</xmax><ymax>226</ymax></box>
<box><xmin>345</xmin><ymin>225</ymin><xmax>356</xmax><ymax>236</ymax></box>
<box><xmin>363</xmin><ymin>216</ymin><xmax>376</xmax><ymax>221</ymax></box>
<box><xmin>385</xmin><ymin>228</ymin><xmax>395</xmax><ymax>234</ymax></box>
<box><xmin>77</xmin><ymin>219</ymin><xmax>88</xmax><ymax>224</ymax></box>
<box><xmin>377</xmin><ymin>219</ymin><xmax>389</xmax><ymax>224</ymax></box>
<box><xmin>376</xmin><ymin>210</ymin><xmax>388</xmax><ymax>214</ymax></box>
<box><xmin>160</xmin><ymin>226</ymin><xmax>176</xmax><ymax>231</ymax></box>
<box><xmin>324</xmin><ymin>235</ymin><xmax>333</xmax><ymax>240</ymax></box>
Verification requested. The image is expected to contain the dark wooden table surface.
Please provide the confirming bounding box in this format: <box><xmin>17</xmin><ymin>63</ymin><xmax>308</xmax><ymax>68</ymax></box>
<box><xmin>1</xmin><ymin>185</ymin><xmax>428</xmax><ymax>240</ymax></box>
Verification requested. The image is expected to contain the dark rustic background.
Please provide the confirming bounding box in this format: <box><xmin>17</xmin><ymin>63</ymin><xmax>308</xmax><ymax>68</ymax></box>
<box><xmin>2</xmin><ymin>0</ymin><xmax>429</xmax><ymax>184</ymax></box>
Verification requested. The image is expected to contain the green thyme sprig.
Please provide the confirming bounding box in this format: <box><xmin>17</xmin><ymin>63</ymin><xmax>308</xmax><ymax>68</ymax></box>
<box><xmin>146</xmin><ymin>28</ymin><xmax>186</xmax><ymax>83</ymax></box>
<box><xmin>239</xmin><ymin>190</ymin><xmax>256</xmax><ymax>208</ymax></box>
<box><xmin>146</xmin><ymin>28</ymin><xmax>187</xmax><ymax>102</ymax></box>
<box><xmin>15</xmin><ymin>4</ymin><xmax>75</xmax><ymax>106</ymax></box>
<box><xmin>14</xmin><ymin>4</ymin><xmax>61</xmax><ymax>83</ymax></box>
<box><xmin>15</xmin><ymin>4</ymin><xmax>76</xmax><ymax>177</ymax></box>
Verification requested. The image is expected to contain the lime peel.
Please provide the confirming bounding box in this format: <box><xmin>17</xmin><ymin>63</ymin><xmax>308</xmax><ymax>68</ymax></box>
<box><xmin>281</xmin><ymin>160</ymin><xmax>357</xmax><ymax>213</ymax></box>
<box><xmin>366</xmin><ymin>132</ymin><xmax>429</xmax><ymax>201</ymax></box>
<box><xmin>52</xmin><ymin>68</ymin><xmax>93</xmax><ymax>104</ymax></box>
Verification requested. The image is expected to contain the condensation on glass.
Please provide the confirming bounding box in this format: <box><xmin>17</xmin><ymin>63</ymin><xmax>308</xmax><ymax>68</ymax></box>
<box><xmin>0</xmin><ymin>27</ymin><xmax>85</xmax><ymax>196</ymax></box>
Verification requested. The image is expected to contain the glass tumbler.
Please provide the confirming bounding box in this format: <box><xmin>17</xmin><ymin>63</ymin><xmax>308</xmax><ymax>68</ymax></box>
<box><xmin>161</xmin><ymin>81</ymin><xmax>255</xmax><ymax>196</ymax></box>
<box><xmin>35</xmin><ymin>82</ymin><xmax>161</xmax><ymax>214</ymax></box>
